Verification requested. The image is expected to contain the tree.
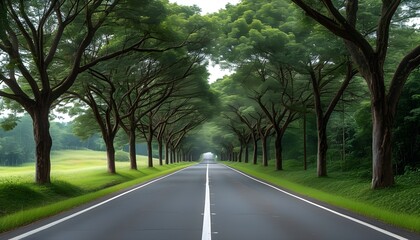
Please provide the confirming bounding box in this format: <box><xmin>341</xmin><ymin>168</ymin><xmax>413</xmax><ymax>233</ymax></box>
<box><xmin>117</xmin><ymin>52</ymin><xmax>177</xmax><ymax>170</ymax></box>
<box><xmin>214</xmin><ymin>0</ymin><xmax>315</xmax><ymax>169</ymax></box>
<box><xmin>308</xmin><ymin>60</ymin><xmax>357</xmax><ymax>176</ymax></box>
<box><xmin>70</xmin><ymin>69</ymin><xmax>122</xmax><ymax>173</ymax></box>
<box><xmin>290</xmin><ymin>0</ymin><xmax>420</xmax><ymax>188</ymax></box>
<box><xmin>239</xmin><ymin>60</ymin><xmax>310</xmax><ymax>170</ymax></box>
<box><xmin>116</xmin><ymin>50</ymin><xmax>200</xmax><ymax>169</ymax></box>
<box><xmin>161</xmin><ymin>88</ymin><xmax>217</xmax><ymax>163</ymax></box>
<box><xmin>0</xmin><ymin>0</ymin><xmax>182</xmax><ymax>184</ymax></box>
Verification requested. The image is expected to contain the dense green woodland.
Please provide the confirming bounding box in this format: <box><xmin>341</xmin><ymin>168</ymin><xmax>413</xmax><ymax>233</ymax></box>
<box><xmin>0</xmin><ymin>0</ymin><xmax>419</xmax><ymax>189</ymax></box>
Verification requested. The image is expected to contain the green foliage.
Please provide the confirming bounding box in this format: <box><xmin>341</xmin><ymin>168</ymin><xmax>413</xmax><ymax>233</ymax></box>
<box><xmin>348</xmin><ymin>102</ymin><xmax>372</xmax><ymax>159</ymax></box>
<box><xmin>393</xmin><ymin>71</ymin><xmax>420</xmax><ymax>173</ymax></box>
<box><xmin>115</xmin><ymin>150</ymin><xmax>129</xmax><ymax>162</ymax></box>
<box><xmin>0</xmin><ymin>115</ymin><xmax>20</xmax><ymax>131</ymax></box>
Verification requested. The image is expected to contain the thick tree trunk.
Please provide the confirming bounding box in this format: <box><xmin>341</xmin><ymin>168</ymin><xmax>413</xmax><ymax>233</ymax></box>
<box><xmin>128</xmin><ymin>130</ymin><xmax>137</xmax><ymax>170</ymax></box>
<box><xmin>371</xmin><ymin>102</ymin><xmax>395</xmax><ymax>188</ymax></box>
<box><xmin>274</xmin><ymin>133</ymin><xmax>283</xmax><ymax>171</ymax></box>
<box><xmin>104</xmin><ymin>138</ymin><xmax>116</xmax><ymax>174</ymax></box>
<box><xmin>32</xmin><ymin>106</ymin><xmax>53</xmax><ymax>184</ymax></box>
<box><xmin>317</xmin><ymin>120</ymin><xmax>328</xmax><ymax>177</ymax></box>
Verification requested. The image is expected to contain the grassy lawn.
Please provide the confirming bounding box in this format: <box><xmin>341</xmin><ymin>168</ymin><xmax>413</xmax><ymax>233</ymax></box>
<box><xmin>224</xmin><ymin>160</ymin><xmax>420</xmax><ymax>233</ymax></box>
<box><xmin>0</xmin><ymin>150</ymin><xmax>195</xmax><ymax>233</ymax></box>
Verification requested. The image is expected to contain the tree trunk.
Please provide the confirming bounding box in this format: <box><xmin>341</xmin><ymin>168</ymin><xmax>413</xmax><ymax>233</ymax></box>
<box><xmin>303</xmin><ymin>112</ymin><xmax>307</xmax><ymax>170</ymax></box>
<box><xmin>261</xmin><ymin>135</ymin><xmax>268</xmax><ymax>167</ymax></box>
<box><xmin>238</xmin><ymin>143</ymin><xmax>243</xmax><ymax>162</ymax></box>
<box><xmin>317</xmin><ymin>119</ymin><xmax>328</xmax><ymax>177</ymax></box>
<box><xmin>171</xmin><ymin>149</ymin><xmax>175</xmax><ymax>163</ymax></box>
<box><xmin>128</xmin><ymin>129</ymin><xmax>137</xmax><ymax>170</ymax></box>
<box><xmin>32</xmin><ymin>105</ymin><xmax>53</xmax><ymax>184</ymax></box>
<box><xmin>371</xmin><ymin>101</ymin><xmax>395</xmax><ymax>188</ymax></box>
<box><xmin>245</xmin><ymin>143</ymin><xmax>249</xmax><ymax>163</ymax></box>
<box><xmin>165</xmin><ymin>144</ymin><xmax>170</xmax><ymax>165</ymax></box>
<box><xmin>253</xmin><ymin>138</ymin><xmax>258</xmax><ymax>165</ymax></box>
<box><xmin>274</xmin><ymin>132</ymin><xmax>283</xmax><ymax>171</ymax></box>
<box><xmin>147</xmin><ymin>138</ymin><xmax>153</xmax><ymax>167</ymax></box>
<box><xmin>104</xmin><ymin>138</ymin><xmax>116</xmax><ymax>174</ymax></box>
<box><xmin>158</xmin><ymin>140</ymin><xmax>163</xmax><ymax>166</ymax></box>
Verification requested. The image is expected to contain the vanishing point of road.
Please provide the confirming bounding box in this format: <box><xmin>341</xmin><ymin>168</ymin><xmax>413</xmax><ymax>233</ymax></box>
<box><xmin>2</xmin><ymin>160</ymin><xmax>419</xmax><ymax>240</ymax></box>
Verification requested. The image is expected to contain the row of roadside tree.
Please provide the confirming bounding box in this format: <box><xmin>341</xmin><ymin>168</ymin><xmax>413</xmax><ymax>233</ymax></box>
<box><xmin>0</xmin><ymin>0</ymin><xmax>218</xmax><ymax>184</ymax></box>
<box><xmin>201</xmin><ymin>0</ymin><xmax>420</xmax><ymax>189</ymax></box>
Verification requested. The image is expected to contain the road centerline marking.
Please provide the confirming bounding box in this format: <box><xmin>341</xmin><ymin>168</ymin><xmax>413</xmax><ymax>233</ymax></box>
<box><xmin>201</xmin><ymin>163</ymin><xmax>212</xmax><ymax>240</ymax></box>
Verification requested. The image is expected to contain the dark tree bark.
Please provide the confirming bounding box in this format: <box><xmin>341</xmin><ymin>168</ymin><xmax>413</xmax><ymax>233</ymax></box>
<box><xmin>252</xmin><ymin>137</ymin><xmax>258</xmax><ymax>165</ymax></box>
<box><xmin>261</xmin><ymin>134</ymin><xmax>269</xmax><ymax>167</ymax></box>
<box><xmin>238</xmin><ymin>143</ymin><xmax>243</xmax><ymax>163</ymax></box>
<box><xmin>158</xmin><ymin>141</ymin><xmax>164</xmax><ymax>165</ymax></box>
<box><xmin>303</xmin><ymin>111</ymin><xmax>307</xmax><ymax>170</ymax></box>
<box><xmin>274</xmin><ymin>132</ymin><xmax>283</xmax><ymax>170</ymax></box>
<box><xmin>245</xmin><ymin>142</ymin><xmax>249</xmax><ymax>163</ymax></box>
<box><xmin>146</xmin><ymin>138</ymin><xmax>154</xmax><ymax>167</ymax></box>
<box><xmin>316</xmin><ymin>120</ymin><xmax>328</xmax><ymax>177</ymax></box>
<box><xmin>165</xmin><ymin>143</ymin><xmax>170</xmax><ymax>164</ymax></box>
<box><xmin>104</xmin><ymin>137</ymin><xmax>116</xmax><ymax>174</ymax></box>
<box><xmin>31</xmin><ymin>103</ymin><xmax>53</xmax><ymax>184</ymax></box>
<box><xmin>128</xmin><ymin>127</ymin><xmax>137</xmax><ymax>170</ymax></box>
<box><xmin>98</xmin><ymin>120</ymin><xmax>118</xmax><ymax>174</ymax></box>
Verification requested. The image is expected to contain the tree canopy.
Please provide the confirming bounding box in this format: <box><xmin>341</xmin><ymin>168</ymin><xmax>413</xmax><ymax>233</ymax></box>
<box><xmin>0</xmin><ymin>0</ymin><xmax>419</xmax><ymax>190</ymax></box>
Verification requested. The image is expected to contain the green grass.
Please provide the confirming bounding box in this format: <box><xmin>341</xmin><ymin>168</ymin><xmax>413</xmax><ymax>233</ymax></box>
<box><xmin>0</xmin><ymin>150</ymin><xmax>195</xmax><ymax>233</ymax></box>
<box><xmin>224</xmin><ymin>160</ymin><xmax>420</xmax><ymax>233</ymax></box>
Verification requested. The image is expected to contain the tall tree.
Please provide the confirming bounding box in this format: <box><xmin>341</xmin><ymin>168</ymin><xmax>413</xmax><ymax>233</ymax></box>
<box><xmin>71</xmin><ymin>69</ymin><xmax>122</xmax><ymax>173</ymax></box>
<box><xmin>117</xmin><ymin>50</ymin><xmax>203</xmax><ymax>169</ymax></box>
<box><xmin>307</xmin><ymin>60</ymin><xmax>357</xmax><ymax>176</ymax></box>
<box><xmin>0</xmin><ymin>0</ymin><xmax>179</xmax><ymax>184</ymax></box>
<box><xmin>238</xmin><ymin>60</ymin><xmax>310</xmax><ymax>170</ymax></box>
<box><xmin>117</xmin><ymin>53</ymin><xmax>177</xmax><ymax>170</ymax></box>
<box><xmin>212</xmin><ymin>76</ymin><xmax>260</xmax><ymax>164</ymax></box>
<box><xmin>214</xmin><ymin>0</ymin><xmax>314</xmax><ymax>169</ymax></box>
<box><xmin>290</xmin><ymin>0</ymin><xmax>420</xmax><ymax>188</ymax></box>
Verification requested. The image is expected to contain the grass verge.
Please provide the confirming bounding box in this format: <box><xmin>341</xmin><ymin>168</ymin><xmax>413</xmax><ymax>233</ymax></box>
<box><xmin>224</xmin><ymin>161</ymin><xmax>420</xmax><ymax>233</ymax></box>
<box><xmin>0</xmin><ymin>150</ymin><xmax>195</xmax><ymax>233</ymax></box>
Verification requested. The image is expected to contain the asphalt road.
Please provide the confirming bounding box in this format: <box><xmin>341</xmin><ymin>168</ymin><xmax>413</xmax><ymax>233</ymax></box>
<box><xmin>2</xmin><ymin>161</ymin><xmax>419</xmax><ymax>240</ymax></box>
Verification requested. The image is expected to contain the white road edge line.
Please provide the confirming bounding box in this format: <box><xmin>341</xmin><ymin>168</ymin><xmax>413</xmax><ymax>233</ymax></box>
<box><xmin>223</xmin><ymin>165</ymin><xmax>408</xmax><ymax>240</ymax></box>
<box><xmin>201</xmin><ymin>163</ymin><xmax>212</xmax><ymax>240</ymax></box>
<box><xmin>10</xmin><ymin>167</ymin><xmax>191</xmax><ymax>240</ymax></box>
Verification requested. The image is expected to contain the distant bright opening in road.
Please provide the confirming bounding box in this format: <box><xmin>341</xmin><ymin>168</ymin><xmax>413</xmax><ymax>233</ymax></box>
<box><xmin>202</xmin><ymin>152</ymin><xmax>215</xmax><ymax>164</ymax></box>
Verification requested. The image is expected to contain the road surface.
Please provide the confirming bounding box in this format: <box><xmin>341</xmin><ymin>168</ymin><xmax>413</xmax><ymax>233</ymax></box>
<box><xmin>1</xmin><ymin>161</ymin><xmax>418</xmax><ymax>240</ymax></box>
